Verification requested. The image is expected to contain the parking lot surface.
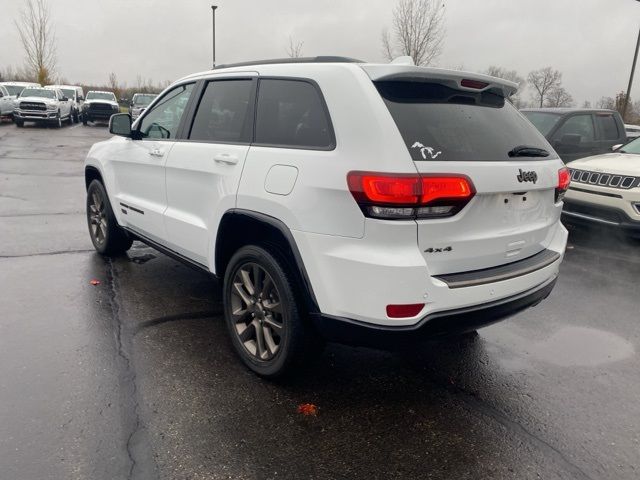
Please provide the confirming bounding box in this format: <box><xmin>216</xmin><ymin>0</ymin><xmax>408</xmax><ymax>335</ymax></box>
<box><xmin>1</xmin><ymin>122</ymin><xmax>639</xmax><ymax>480</ymax></box>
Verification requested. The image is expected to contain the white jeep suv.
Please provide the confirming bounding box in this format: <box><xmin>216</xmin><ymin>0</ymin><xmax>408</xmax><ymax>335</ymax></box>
<box><xmin>564</xmin><ymin>137</ymin><xmax>640</xmax><ymax>237</ymax></box>
<box><xmin>84</xmin><ymin>57</ymin><xmax>569</xmax><ymax>377</ymax></box>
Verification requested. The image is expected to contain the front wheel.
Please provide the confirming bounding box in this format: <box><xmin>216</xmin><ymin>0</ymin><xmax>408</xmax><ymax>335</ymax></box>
<box><xmin>55</xmin><ymin>114</ymin><xmax>62</xmax><ymax>128</ymax></box>
<box><xmin>223</xmin><ymin>245</ymin><xmax>321</xmax><ymax>378</ymax></box>
<box><xmin>67</xmin><ymin>111</ymin><xmax>73</xmax><ymax>125</ymax></box>
<box><xmin>86</xmin><ymin>180</ymin><xmax>132</xmax><ymax>255</ymax></box>
<box><xmin>15</xmin><ymin>119</ymin><xmax>24</xmax><ymax>127</ymax></box>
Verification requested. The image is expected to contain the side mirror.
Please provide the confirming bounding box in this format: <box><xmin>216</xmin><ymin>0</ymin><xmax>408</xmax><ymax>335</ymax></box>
<box><xmin>109</xmin><ymin>113</ymin><xmax>133</xmax><ymax>137</ymax></box>
<box><xmin>560</xmin><ymin>133</ymin><xmax>581</xmax><ymax>146</ymax></box>
<box><xmin>612</xmin><ymin>144</ymin><xmax>623</xmax><ymax>151</ymax></box>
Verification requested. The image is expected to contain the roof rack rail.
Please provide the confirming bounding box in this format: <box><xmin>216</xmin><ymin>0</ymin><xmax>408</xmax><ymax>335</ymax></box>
<box><xmin>214</xmin><ymin>56</ymin><xmax>364</xmax><ymax>69</ymax></box>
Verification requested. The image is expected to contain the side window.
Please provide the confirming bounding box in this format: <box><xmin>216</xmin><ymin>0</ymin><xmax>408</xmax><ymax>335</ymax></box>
<box><xmin>254</xmin><ymin>79</ymin><xmax>333</xmax><ymax>149</ymax></box>
<box><xmin>189</xmin><ymin>79</ymin><xmax>253</xmax><ymax>143</ymax></box>
<box><xmin>595</xmin><ymin>114</ymin><xmax>620</xmax><ymax>140</ymax></box>
<box><xmin>139</xmin><ymin>83</ymin><xmax>194</xmax><ymax>139</ymax></box>
<box><xmin>553</xmin><ymin>114</ymin><xmax>595</xmax><ymax>143</ymax></box>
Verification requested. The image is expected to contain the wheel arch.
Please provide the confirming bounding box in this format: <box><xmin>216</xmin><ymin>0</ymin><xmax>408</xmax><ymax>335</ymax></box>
<box><xmin>85</xmin><ymin>165</ymin><xmax>104</xmax><ymax>190</ymax></box>
<box><xmin>215</xmin><ymin>209</ymin><xmax>319</xmax><ymax>314</ymax></box>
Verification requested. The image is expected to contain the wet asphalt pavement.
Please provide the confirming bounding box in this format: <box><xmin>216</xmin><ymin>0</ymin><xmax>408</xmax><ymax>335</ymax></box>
<box><xmin>0</xmin><ymin>121</ymin><xmax>639</xmax><ymax>480</ymax></box>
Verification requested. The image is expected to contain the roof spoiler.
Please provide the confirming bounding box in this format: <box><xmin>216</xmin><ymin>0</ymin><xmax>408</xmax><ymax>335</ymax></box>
<box><xmin>361</xmin><ymin>65</ymin><xmax>518</xmax><ymax>98</ymax></box>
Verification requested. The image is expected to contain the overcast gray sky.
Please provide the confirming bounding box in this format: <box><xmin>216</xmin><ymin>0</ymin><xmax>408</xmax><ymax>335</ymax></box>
<box><xmin>1</xmin><ymin>0</ymin><xmax>639</xmax><ymax>104</ymax></box>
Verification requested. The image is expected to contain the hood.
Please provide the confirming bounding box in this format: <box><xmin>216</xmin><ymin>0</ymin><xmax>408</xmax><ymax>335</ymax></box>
<box><xmin>567</xmin><ymin>152</ymin><xmax>640</xmax><ymax>176</ymax></box>
<box><xmin>17</xmin><ymin>96</ymin><xmax>58</xmax><ymax>106</ymax></box>
<box><xmin>85</xmin><ymin>99</ymin><xmax>119</xmax><ymax>107</ymax></box>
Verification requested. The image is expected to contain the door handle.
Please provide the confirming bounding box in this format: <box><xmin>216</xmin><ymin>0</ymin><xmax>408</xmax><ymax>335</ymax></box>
<box><xmin>148</xmin><ymin>148</ymin><xmax>164</xmax><ymax>157</ymax></box>
<box><xmin>214</xmin><ymin>153</ymin><xmax>239</xmax><ymax>165</ymax></box>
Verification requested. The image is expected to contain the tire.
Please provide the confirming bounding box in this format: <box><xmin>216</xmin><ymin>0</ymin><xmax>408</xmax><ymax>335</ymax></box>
<box><xmin>55</xmin><ymin>114</ymin><xmax>62</xmax><ymax>128</ymax></box>
<box><xmin>15</xmin><ymin>119</ymin><xmax>24</xmax><ymax>128</ymax></box>
<box><xmin>223</xmin><ymin>245</ymin><xmax>321</xmax><ymax>378</ymax></box>
<box><xmin>73</xmin><ymin>110</ymin><xmax>79</xmax><ymax>123</ymax></box>
<box><xmin>82</xmin><ymin>114</ymin><xmax>88</xmax><ymax>125</ymax></box>
<box><xmin>86</xmin><ymin>180</ymin><xmax>133</xmax><ymax>255</ymax></box>
<box><xmin>67</xmin><ymin>111</ymin><xmax>73</xmax><ymax>125</ymax></box>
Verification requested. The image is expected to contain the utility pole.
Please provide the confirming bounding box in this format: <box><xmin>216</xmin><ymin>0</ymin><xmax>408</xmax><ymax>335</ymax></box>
<box><xmin>211</xmin><ymin>5</ymin><xmax>218</xmax><ymax>68</ymax></box>
<box><xmin>622</xmin><ymin>2</ymin><xmax>640</xmax><ymax>120</ymax></box>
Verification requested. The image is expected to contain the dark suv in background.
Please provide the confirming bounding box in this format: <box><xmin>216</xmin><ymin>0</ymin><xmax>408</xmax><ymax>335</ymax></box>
<box><xmin>522</xmin><ymin>108</ymin><xmax>627</xmax><ymax>162</ymax></box>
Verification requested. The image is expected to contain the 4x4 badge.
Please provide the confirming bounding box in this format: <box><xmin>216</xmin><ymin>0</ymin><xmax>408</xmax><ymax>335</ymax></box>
<box><xmin>424</xmin><ymin>246</ymin><xmax>452</xmax><ymax>253</ymax></box>
<box><xmin>517</xmin><ymin>169</ymin><xmax>538</xmax><ymax>184</ymax></box>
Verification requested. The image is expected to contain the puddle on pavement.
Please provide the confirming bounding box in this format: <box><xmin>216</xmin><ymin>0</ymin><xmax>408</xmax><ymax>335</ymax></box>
<box><xmin>485</xmin><ymin>326</ymin><xmax>635</xmax><ymax>368</ymax></box>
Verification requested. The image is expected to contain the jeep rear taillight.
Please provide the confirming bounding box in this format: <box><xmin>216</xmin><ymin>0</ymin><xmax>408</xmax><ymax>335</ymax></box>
<box><xmin>347</xmin><ymin>172</ymin><xmax>475</xmax><ymax>220</ymax></box>
<box><xmin>556</xmin><ymin>167</ymin><xmax>571</xmax><ymax>203</ymax></box>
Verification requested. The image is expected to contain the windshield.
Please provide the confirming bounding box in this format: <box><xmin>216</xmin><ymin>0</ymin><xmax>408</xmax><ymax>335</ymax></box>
<box><xmin>376</xmin><ymin>81</ymin><xmax>555</xmax><ymax>161</ymax></box>
<box><xmin>4</xmin><ymin>85</ymin><xmax>25</xmax><ymax>96</ymax></box>
<box><xmin>620</xmin><ymin>136</ymin><xmax>640</xmax><ymax>155</ymax></box>
<box><xmin>60</xmin><ymin>89</ymin><xmax>75</xmax><ymax>99</ymax></box>
<box><xmin>521</xmin><ymin>111</ymin><xmax>562</xmax><ymax>136</ymax></box>
<box><xmin>20</xmin><ymin>88</ymin><xmax>56</xmax><ymax>99</ymax></box>
<box><xmin>133</xmin><ymin>94</ymin><xmax>156</xmax><ymax>106</ymax></box>
<box><xmin>86</xmin><ymin>92</ymin><xmax>116</xmax><ymax>101</ymax></box>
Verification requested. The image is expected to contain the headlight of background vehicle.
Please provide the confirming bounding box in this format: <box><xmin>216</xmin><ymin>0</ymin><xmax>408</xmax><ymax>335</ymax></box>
<box><xmin>113</xmin><ymin>104</ymin><xmax>120</xmax><ymax>111</ymax></box>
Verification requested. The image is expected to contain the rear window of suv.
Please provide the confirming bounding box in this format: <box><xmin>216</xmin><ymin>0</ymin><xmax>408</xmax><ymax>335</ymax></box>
<box><xmin>376</xmin><ymin>81</ymin><xmax>555</xmax><ymax>161</ymax></box>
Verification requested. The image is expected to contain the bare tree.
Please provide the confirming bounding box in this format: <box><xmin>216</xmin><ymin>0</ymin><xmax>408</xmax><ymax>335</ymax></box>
<box><xmin>581</xmin><ymin>100</ymin><xmax>592</xmax><ymax>108</ymax></box>
<box><xmin>286</xmin><ymin>36</ymin><xmax>304</xmax><ymax>58</ymax></box>
<box><xmin>596</xmin><ymin>96</ymin><xmax>615</xmax><ymax>109</ymax></box>
<box><xmin>545</xmin><ymin>87</ymin><xmax>574</xmax><ymax>108</ymax></box>
<box><xmin>14</xmin><ymin>0</ymin><xmax>56</xmax><ymax>85</ymax></box>
<box><xmin>527</xmin><ymin>67</ymin><xmax>562</xmax><ymax>108</ymax></box>
<box><xmin>108</xmin><ymin>72</ymin><xmax>122</xmax><ymax>100</ymax></box>
<box><xmin>381</xmin><ymin>0</ymin><xmax>445</xmax><ymax>66</ymax></box>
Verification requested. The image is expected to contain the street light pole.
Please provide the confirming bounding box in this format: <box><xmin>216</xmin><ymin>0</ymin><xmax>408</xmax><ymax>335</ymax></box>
<box><xmin>623</xmin><ymin>27</ymin><xmax>640</xmax><ymax>120</ymax></box>
<box><xmin>211</xmin><ymin>5</ymin><xmax>218</xmax><ymax>69</ymax></box>
<box><xmin>622</xmin><ymin>2</ymin><xmax>640</xmax><ymax>120</ymax></box>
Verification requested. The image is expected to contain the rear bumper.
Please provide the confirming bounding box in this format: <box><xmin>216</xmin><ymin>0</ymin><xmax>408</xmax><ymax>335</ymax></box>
<box><xmin>311</xmin><ymin>276</ymin><xmax>557</xmax><ymax>347</ymax></box>
<box><xmin>292</xmin><ymin>220</ymin><xmax>567</xmax><ymax>326</ymax></box>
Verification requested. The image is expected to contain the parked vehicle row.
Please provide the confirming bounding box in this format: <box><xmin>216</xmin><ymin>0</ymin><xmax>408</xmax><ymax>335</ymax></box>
<box><xmin>0</xmin><ymin>81</ymin><xmax>155</xmax><ymax>128</ymax></box>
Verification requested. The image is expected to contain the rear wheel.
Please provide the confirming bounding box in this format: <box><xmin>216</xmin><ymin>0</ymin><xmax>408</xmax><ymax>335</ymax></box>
<box><xmin>86</xmin><ymin>180</ymin><xmax>132</xmax><ymax>255</ymax></box>
<box><xmin>82</xmin><ymin>114</ymin><xmax>88</xmax><ymax>125</ymax></box>
<box><xmin>223</xmin><ymin>245</ymin><xmax>321</xmax><ymax>378</ymax></box>
<box><xmin>73</xmin><ymin>110</ymin><xmax>79</xmax><ymax>123</ymax></box>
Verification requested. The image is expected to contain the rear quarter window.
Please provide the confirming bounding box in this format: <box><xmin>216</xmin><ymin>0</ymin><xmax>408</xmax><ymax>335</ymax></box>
<box><xmin>376</xmin><ymin>81</ymin><xmax>555</xmax><ymax>161</ymax></box>
<box><xmin>254</xmin><ymin>79</ymin><xmax>334</xmax><ymax>150</ymax></box>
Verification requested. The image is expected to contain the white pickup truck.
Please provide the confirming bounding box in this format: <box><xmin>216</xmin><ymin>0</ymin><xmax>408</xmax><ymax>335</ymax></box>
<box><xmin>13</xmin><ymin>86</ymin><xmax>73</xmax><ymax>128</ymax></box>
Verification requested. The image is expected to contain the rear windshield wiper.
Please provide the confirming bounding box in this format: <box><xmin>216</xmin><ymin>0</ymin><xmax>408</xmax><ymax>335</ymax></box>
<box><xmin>508</xmin><ymin>145</ymin><xmax>550</xmax><ymax>158</ymax></box>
